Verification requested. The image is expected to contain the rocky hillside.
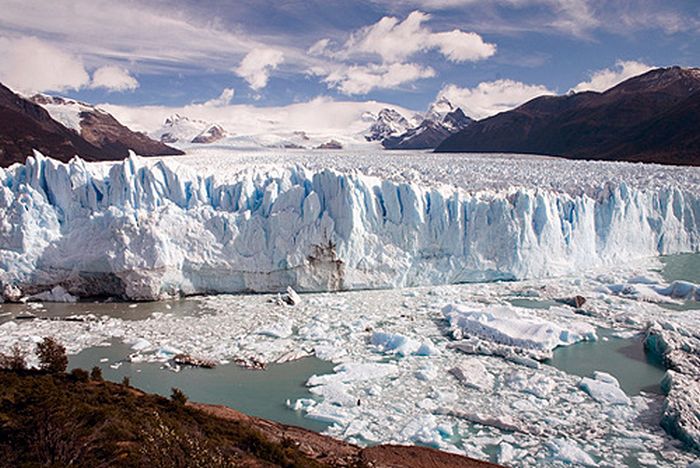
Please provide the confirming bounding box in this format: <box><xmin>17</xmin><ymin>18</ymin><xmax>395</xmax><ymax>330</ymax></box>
<box><xmin>436</xmin><ymin>67</ymin><xmax>700</xmax><ymax>166</ymax></box>
<box><xmin>31</xmin><ymin>94</ymin><xmax>184</xmax><ymax>160</ymax></box>
<box><xmin>0</xmin><ymin>369</ymin><xmax>497</xmax><ymax>467</ymax></box>
<box><xmin>0</xmin><ymin>84</ymin><xmax>182</xmax><ymax>167</ymax></box>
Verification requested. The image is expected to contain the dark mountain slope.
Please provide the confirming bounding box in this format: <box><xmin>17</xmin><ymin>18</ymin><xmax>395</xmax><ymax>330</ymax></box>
<box><xmin>436</xmin><ymin>67</ymin><xmax>700</xmax><ymax>166</ymax></box>
<box><xmin>0</xmin><ymin>84</ymin><xmax>182</xmax><ymax>167</ymax></box>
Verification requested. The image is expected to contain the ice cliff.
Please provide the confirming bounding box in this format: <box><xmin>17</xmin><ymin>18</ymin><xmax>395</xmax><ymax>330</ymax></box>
<box><xmin>1</xmin><ymin>152</ymin><xmax>698</xmax><ymax>300</ymax></box>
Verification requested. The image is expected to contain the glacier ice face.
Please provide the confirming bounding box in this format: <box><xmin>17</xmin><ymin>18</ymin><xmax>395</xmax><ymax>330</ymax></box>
<box><xmin>0</xmin><ymin>151</ymin><xmax>698</xmax><ymax>300</ymax></box>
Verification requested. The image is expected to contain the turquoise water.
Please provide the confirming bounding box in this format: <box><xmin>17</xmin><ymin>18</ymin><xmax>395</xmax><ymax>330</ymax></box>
<box><xmin>660</xmin><ymin>252</ymin><xmax>700</xmax><ymax>284</ymax></box>
<box><xmin>68</xmin><ymin>342</ymin><xmax>334</xmax><ymax>433</ymax></box>
<box><xmin>658</xmin><ymin>252</ymin><xmax>700</xmax><ymax>311</ymax></box>
<box><xmin>507</xmin><ymin>298</ymin><xmax>562</xmax><ymax>309</ymax></box>
<box><xmin>547</xmin><ymin>328</ymin><xmax>666</xmax><ymax>395</ymax></box>
<box><xmin>0</xmin><ymin>297</ymin><xmax>207</xmax><ymax>324</ymax></box>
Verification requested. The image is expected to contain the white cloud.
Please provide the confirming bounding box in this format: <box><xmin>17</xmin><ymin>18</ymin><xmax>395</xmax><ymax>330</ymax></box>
<box><xmin>235</xmin><ymin>48</ymin><xmax>284</xmax><ymax>90</ymax></box>
<box><xmin>438</xmin><ymin>79</ymin><xmax>554</xmax><ymax>119</ymax></box>
<box><xmin>308</xmin><ymin>38</ymin><xmax>332</xmax><ymax>57</ymax></box>
<box><xmin>89</xmin><ymin>65</ymin><xmax>138</xmax><ymax>91</ymax></box>
<box><xmin>0</xmin><ymin>36</ymin><xmax>90</xmax><ymax>93</ymax></box>
<box><xmin>570</xmin><ymin>60</ymin><xmax>654</xmax><ymax>93</ymax></box>
<box><xmin>0</xmin><ymin>0</ymin><xmax>309</xmax><ymax>75</ymax></box>
<box><xmin>323</xmin><ymin>62</ymin><xmax>435</xmax><ymax>95</ymax></box>
<box><xmin>340</xmin><ymin>10</ymin><xmax>495</xmax><ymax>63</ymax></box>
<box><xmin>100</xmin><ymin>96</ymin><xmax>418</xmax><ymax>139</ymax></box>
<box><xmin>204</xmin><ymin>88</ymin><xmax>235</xmax><ymax>107</ymax></box>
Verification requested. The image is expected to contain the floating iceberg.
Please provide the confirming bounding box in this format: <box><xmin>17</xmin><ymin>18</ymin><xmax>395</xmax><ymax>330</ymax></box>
<box><xmin>0</xmin><ymin>152</ymin><xmax>698</xmax><ymax>300</ymax></box>
<box><xmin>443</xmin><ymin>303</ymin><xmax>597</xmax><ymax>352</ymax></box>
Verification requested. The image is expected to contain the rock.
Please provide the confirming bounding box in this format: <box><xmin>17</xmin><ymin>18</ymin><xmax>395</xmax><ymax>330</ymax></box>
<box><xmin>173</xmin><ymin>353</ymin><xmax>217</xmax><ymax>368</ymax></box>
<box><xmin>315</xmin><ymin>139</ymin><xmax>342</xmax><ymax>149</ymax></box>
<box><xmin>191</xmin><ymin>124</ymin><xmax>226</xmax><ymax>144</ymax></box>
<box><xmin>560</xmin><ymin>295</ymin><xmax>586</xmax><ymax>308</ymax></box>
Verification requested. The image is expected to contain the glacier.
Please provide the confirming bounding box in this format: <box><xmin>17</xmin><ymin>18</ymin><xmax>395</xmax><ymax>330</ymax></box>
<box><xmin>0</xmin><ymin>150</ymin><xmax>699</xmax><ymax>300</ymax></box>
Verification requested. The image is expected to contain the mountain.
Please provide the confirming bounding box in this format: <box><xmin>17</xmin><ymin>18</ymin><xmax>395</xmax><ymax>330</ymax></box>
<box><xmin>153</xmin><ymin>114</ymin><xmax>227</xmax><ymax>144</ymax></box>
<box><xmin>363</xmin><ymin>108</ymin><xmax>415</xmax><ymax>142</ymax></box>
<box><xmin>153</xmin><ymin>114</ymin><xmax>212</xmax><ymax>144</ymax></box>
<box><xmin>191</xmin><ymin>124</ymin><xmax>227</xmax><ymax>144</ymax></box>
<box><xmin>382</xmin><ymin>98</ymin><xmax>473</xmax><ymax>150</ymax></box>
<box><xmin>0</xmin><ymin>84</ymin><xmax>104</xmax><ymax>167</ymax></box>
<box><xmin>436</xmin><ymin>67</ymin><xmax>700</xmax><ymax>166</ymax></box>
<box><xmin>0</xmin><ymin>84</ymin><xmax>182</xmax><ymax>167</ymax></box>
<box><xmin>31</xmin><ymin>94</ymin><xmax>184</xmax><ymax>161</ymax></box>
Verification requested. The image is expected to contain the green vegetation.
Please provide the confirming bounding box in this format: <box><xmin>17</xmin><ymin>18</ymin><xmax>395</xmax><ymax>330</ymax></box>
<box><xmin>0</xmin><ymin>369</ymin><xmax>326</xmax><ymax>467</ymax></box>
<box><xmin>0</xmin><ymin>337</ymin><xmax>325</xmax><ymax>467</ymax></box>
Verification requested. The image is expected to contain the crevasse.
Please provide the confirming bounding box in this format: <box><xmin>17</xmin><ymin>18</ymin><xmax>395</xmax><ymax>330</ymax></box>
<box><xmin>0</xmin><ymin>152</ymin><xmax>698</xmax><ymax>300</ymax></box>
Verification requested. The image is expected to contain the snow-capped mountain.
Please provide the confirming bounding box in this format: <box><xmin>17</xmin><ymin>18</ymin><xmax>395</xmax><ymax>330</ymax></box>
<box><xmin>382</xmin><ymin>98</ymin><xmax>474</xmax><ymax>150</ymax></box>
<box><xmin>363</xmin><ymin>108</ymin><xmax>416</xmax><ymax>142</ymax></box>
<box><xmin>153</xmin><ymin>114</ymin><xmax>212</xmax><ymax>144</ymax></box>
<box><xmin>0</xmin><ymin>88</ymin><xmax>181</xmax><ymax>166</ymax></box>
<box><xmin>191</xmin><ymin>124</ymin><xmax>227</xmax><ymax>144</ymax></box>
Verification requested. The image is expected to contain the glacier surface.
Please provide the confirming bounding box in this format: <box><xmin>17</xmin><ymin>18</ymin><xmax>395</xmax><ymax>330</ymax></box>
<box><xmin>1</xmin><ymin>150</ymin><xmax>698</xmax><ymax>300</ymax></box>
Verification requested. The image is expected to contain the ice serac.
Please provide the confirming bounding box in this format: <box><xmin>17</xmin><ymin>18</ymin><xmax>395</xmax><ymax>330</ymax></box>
<box><xmin>0</xmin><ymin>153</ymin><xmax>699</xmax><ymax>300</ymax></box>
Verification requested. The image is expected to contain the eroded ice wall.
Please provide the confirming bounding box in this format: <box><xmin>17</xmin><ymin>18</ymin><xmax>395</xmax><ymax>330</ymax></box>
<box><xmin>0</xmin><ymin>153</ymin><xmax>698</xmax><ymax>300</ymax></box>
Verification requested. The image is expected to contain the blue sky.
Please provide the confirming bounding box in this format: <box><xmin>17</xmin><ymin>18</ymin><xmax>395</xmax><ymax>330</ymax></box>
<box><xmin>0</xmin><ymin>0</ymin><xmax>698</xmax><ymax>117</ymax></box>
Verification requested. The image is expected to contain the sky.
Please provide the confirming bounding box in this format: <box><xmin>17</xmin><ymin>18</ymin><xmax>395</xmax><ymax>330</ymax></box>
<box><xmin>0</xmin><ymin>0</ymin><xmax>698</xmax><ymax>122</ymax></box>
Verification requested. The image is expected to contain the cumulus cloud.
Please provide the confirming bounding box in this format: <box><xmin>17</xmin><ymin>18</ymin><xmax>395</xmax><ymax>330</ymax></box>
<box><xmin>322</xmin><ymin>62</ymin><xmax>435</xmax><ymax>95</ymax></box>
<box><xmin>203</xmin><ymin>88</ymin><xmax>235</xmax><ymax>107</ymax></box>
<box><xmin>309</xmin><ymin>10</ymin><xmax>495</xmax><ymax>95</ymax></box>
<box><xmin>341</xmin><ymin>11</ymin><xmax>495</xmax><ymax>63</ymax></box>
<box><xmin>570</xmin><ymin>60</ymin><xmax>654</xmax><ymax>93</ymax></box>
<box><xmin>0</xmin><ymin>36</ymin><xmax>90</xmax><ymax>94</ymax></box>
<box><xmin>235</xmin><ymin>48</ymin><xmax>284</xmax><ymax>90</ymax></box>
<box><xmin>89</xmin><ymin>65</ymin><xmax>139</xmax><ymax>91</ymax></box>
<box><xmin>438</xmin><ymin>80</ymin><xmax>554</xmax><ymax>119</ymax></box>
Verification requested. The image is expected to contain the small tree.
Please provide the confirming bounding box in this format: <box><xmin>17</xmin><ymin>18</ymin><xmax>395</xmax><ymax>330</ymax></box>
<box><xmin>36</xmin><ymin>337</ymin><xmax>68</xmax><ymax>373</ymax></box>
<box><xmin>122</xmin><ymin>376</ymin><xmax>130</xmax><ymax>387</ymax></box>
<box><xmin>90</xmin><ymin>366</ymin><xmax>103</xmax><ymax>381</ymax></box>
<box><xmin>170</xmin><ymin>387</ymin><xmax>188</xmax><ymax>406</ymax></box>
<box><xmin>0</xmin><ymin>344</ymin><xmax>27</xmax><ymax>370</ymax></box>
<box><xmin>70</xmin><ymin>368</ymin><xmax>89</xmax><ymax>382</ymax></box>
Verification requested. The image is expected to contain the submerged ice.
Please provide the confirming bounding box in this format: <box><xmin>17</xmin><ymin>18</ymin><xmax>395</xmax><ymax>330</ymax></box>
<box><xmin>0</xmin><ymin>151</ymin><xmax>698</xmax><ymax>300</ymax></box>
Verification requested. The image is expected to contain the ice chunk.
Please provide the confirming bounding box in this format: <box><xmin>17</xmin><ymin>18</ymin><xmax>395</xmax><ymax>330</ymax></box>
<box><xmin>130</xmin><ymin>338</ymin><xmax>152</xmax><ymax>351</ymax></box>
<box><xmin>449</xmin><ymin>359</ymin><xmax>495</xmax><ymax>391</ymax></box>
<box><xmin>257</xmin><ymin>321</ymin><xmax>293</xmax><ymax>338</ymax></box>
<box><xmin>579</xmin><ymin>372</ymin><xmax>631</xmax><ymax>406</ymax></box>
<box><xmin>370</xmin><ymin>331</ymin><xmax>437</xmax><ymax>356</ymax></box>
<box><xmin>27</xmin><ymin>286</ymin><xmax>77</xmax><ymax>303</ymax></box>
<box><xmin>443</xmin><ymin>303</ymin><xmax>596</xmax><ymax>351</ymax></box>
<box><xmin>308</xmin><ymin>362</ymin><xmax>399</xmax><ymax>386</ymax></box>
<box><xmin>547</xmin><ymin>438</ymin><xmax>597</xmax><ymax>466</ymax></box>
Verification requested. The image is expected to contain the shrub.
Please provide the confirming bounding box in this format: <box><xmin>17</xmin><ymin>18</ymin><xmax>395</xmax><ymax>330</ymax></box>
<box><xmin>0</xmin><ymin>344</ymin><xmax>27</xmax><ymax>370</ymax></box>
<box><xmin>170</xmin><ymin>387</ymin><xmax>188</xmax><ymax>406</ymax></box>
<box><xmin>90</xmin><ymin>366</ymin><xmax>103</xmax><ymax>381</ymax></box>
<box><xmin>70</xmin><ymin>368</ymin><xmax>89</xmax><ymax>382</ymax></box>
<box><xmin>36</xmin><ymin>337</ymin><xmax>68</xmax><ymax>373</ymax></box>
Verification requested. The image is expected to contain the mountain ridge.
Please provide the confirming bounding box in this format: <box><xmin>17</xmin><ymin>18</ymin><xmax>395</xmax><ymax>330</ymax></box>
<box><xmin>435</xmin><ymin>66</ymin><xmax>700</xmax><ymax>166</ymax></box>
<box><xmin>0</xmin><ymin>83</ymin><xmax>183</xmax><ymax>167</ymax></box>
